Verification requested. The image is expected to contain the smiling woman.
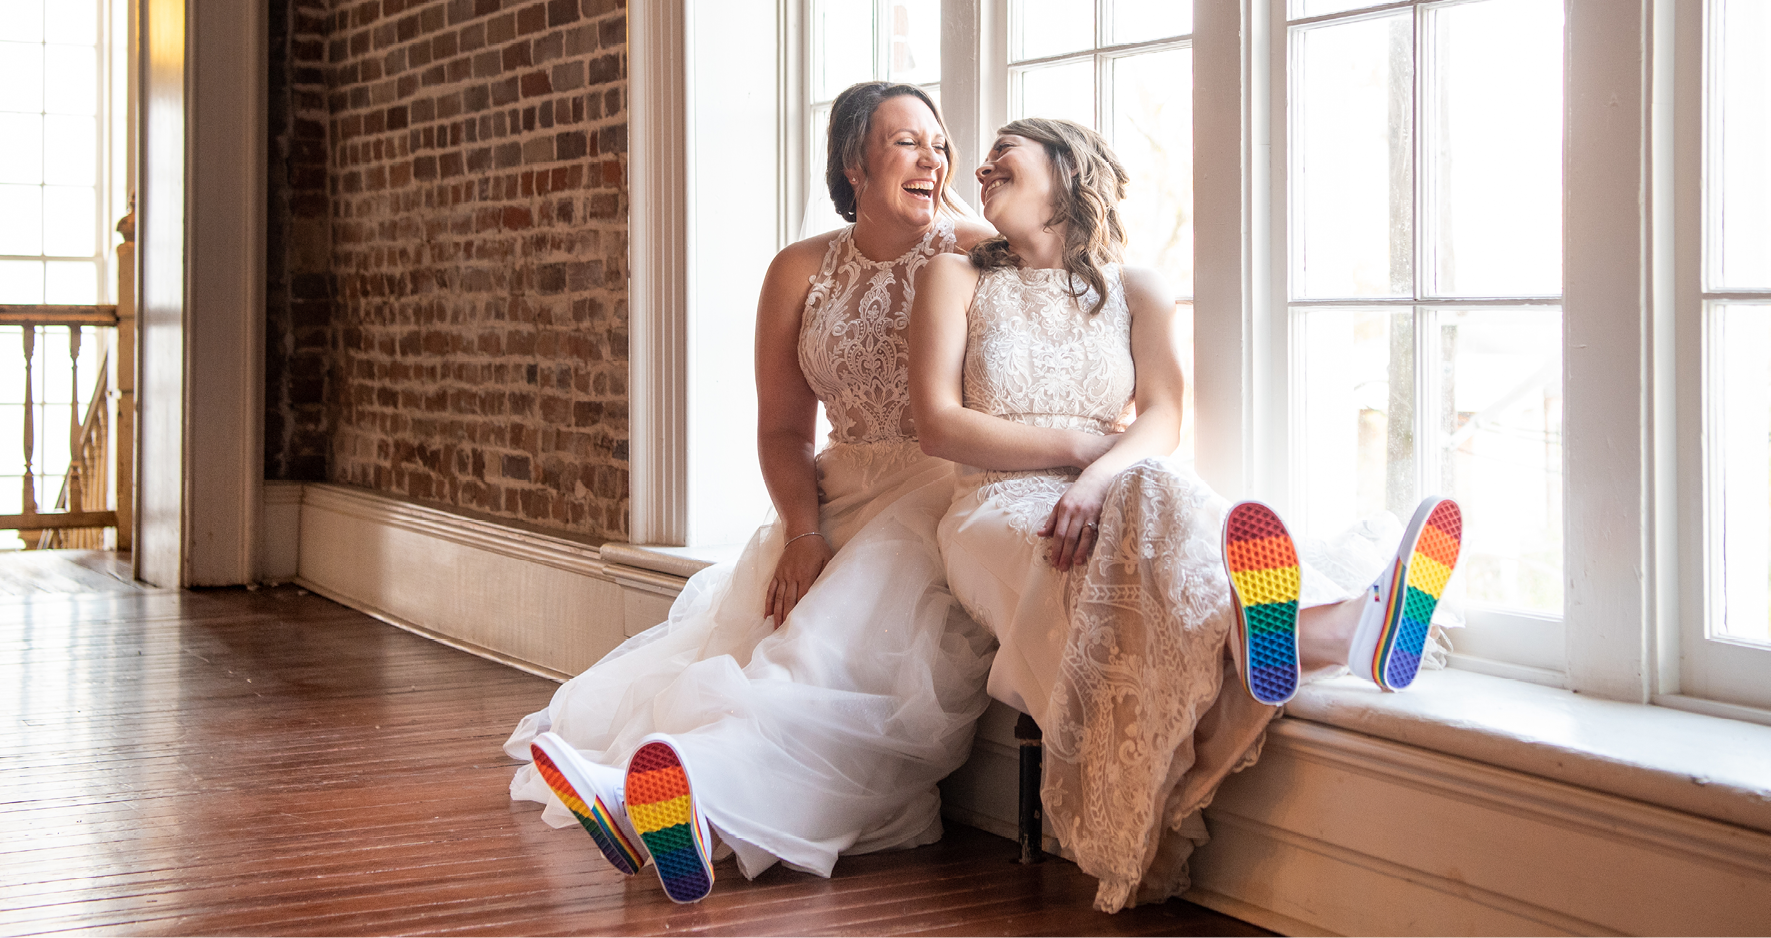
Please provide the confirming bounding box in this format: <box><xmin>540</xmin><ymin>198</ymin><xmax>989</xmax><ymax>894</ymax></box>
<box><xmin>501</xmin><ymin>81</ymin><xmax>1000</xmax><ymax>906</ymax></box>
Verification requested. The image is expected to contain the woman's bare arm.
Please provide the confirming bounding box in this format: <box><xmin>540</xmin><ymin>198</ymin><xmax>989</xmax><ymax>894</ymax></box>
<box><xmin>909</xmin><ymin>254</ymin><xmax>1117</xmax><ymax>470</ymax></box>
<box><xmin>755</xmin><ymin>235</ymin><xmax>837</xmax><ymax>622</ymax></box>
<box><xmin>1040</xmin><ymin>266</ymin><xmax>1187</xmax><ymax>570</ymax></box>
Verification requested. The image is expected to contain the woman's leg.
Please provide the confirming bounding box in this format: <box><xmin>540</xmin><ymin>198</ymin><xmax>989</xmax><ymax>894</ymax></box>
<box><xmin>1298</xmin><ymin>595</ymin><xmax>1362</xmax><ymax>671</ymax></box>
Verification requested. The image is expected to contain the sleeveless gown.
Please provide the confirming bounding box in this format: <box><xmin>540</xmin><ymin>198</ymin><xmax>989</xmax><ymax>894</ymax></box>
<box><xmin>504</xmin><ymin>218</ymin><xmax>994</xmax><ymax>879</ymax></box>
<box><xmin>937</xmin><ymin>264</ymin><xmax>1354</xmax><ymax>912</ymax></box>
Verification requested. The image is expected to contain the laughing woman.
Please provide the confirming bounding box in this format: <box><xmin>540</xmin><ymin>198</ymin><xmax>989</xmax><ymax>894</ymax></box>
<box><xmin>910</xmin><ymin>119</ymin><xmax>1463</xmax><ymax>911</ymax></box>
<box><xmin>502</xmin><ymin>82</ymin><xmax>995</xmax><ymax>902</ymax></box>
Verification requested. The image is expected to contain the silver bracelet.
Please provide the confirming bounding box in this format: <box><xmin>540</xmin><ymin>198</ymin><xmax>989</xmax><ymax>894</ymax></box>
<box><xmin>784</xmin><ymin>531</ymin><xmax>827</xmax><ymax>549</ymax></box>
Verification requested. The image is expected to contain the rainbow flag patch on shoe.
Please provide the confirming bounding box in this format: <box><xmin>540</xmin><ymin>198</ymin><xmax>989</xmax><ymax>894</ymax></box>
<box><xmin>1224</xmin><ymin>501</ymin><xmax>1302</xmax><ymax>705</ymax></box>
<box><xmin>626</xmin><ymin>738</ymin><xmax>714</xmax><ymax>903</ymax></box>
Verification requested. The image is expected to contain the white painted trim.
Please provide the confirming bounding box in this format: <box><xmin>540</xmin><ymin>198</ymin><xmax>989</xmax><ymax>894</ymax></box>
<box><xmin>1192</xmin><ymin>0</ymin><xmax>1252</xmax><ymax>500</ymax></box>
<box><xmin>628</xmin><ymin>0</ymin><xmax>689</xmax><ymax>547</ymax></box>
<box><xmin>1194</xmin><ymin>717</ymin><xmax>1771</xmax><ymax>936</ymax></box>
<box><xmin>261</xmin><ymin>478</ymin><xmax>300</xmax><ymax>581</ymax></box>
<box><xmin>294</xmin><ymin>483</ymin><xmax>679</xmax><ymax>678</ymax></box>
<box><xmin>183</xmin><ymin>0</ymin><xmax>264</xmax><ymax>586</ymax></box>
<box><xmin>1563</xmin><ymin>0</ymin><xmax>1659</xmax><ymax>702</ymax></box>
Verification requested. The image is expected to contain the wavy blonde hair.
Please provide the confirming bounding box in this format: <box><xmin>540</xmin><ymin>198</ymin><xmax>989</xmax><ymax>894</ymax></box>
<box><xmin>968</xmin><ymin>118</ymin><xmax>1129</xmax><ymax>315</ymax></box>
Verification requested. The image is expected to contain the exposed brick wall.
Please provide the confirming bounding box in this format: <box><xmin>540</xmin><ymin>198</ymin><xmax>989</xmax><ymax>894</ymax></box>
<box><xmin>267</xmin><ymin>0</ymin><xmax>335</xmax><ymax>482</ymax></box>
<box><xmin>318</xmin><ymin>0</ymin><xmax>630</xmax><ymax>538</ymax></box>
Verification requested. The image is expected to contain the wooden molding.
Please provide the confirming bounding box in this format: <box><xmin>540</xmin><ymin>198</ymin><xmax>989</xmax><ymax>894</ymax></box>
<box><xmin>627</xmin><ymin>0</ymin><xmax>690</xmax><ymax>547</ymax></box>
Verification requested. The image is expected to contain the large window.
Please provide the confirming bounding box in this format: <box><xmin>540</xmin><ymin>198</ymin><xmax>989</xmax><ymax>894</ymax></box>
<box><xmin>0</xmin><ymin>0</ymin><xmax>126</xmax><ymax>551</ymax></box>
<box><xmin>1286</xmin><ymin>0</ymin><xmax>1566</xmax><ymax>682</ymax></box>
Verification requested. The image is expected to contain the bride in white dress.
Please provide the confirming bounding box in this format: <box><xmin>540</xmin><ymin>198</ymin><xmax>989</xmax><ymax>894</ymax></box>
<box><xmin>911</xmin><ymin>118</ymin><xmax>1463</xmax><ymax>912</ymax></box>
<box><xmin>502</xmin><ymin>82</ymin><xmax>994</xmax><ymax>902</ymax></box>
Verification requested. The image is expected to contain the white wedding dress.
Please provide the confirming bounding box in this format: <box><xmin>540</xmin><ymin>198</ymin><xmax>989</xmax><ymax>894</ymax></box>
<box><xmin>504</xmin><ymin>217</ymin><xmax>994</xmax><ymax>879</ymax></box>
<box><xmin>938</xmin><ymin>264</ymin><xmax>1356</xmax><ymax>912</ymax></box>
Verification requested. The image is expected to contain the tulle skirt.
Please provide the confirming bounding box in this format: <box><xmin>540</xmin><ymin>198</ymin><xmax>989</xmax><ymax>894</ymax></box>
<box><xmin>504</xmin><ymin>440</ymin><xmax>995</xmax><ymax>879</ymax></box>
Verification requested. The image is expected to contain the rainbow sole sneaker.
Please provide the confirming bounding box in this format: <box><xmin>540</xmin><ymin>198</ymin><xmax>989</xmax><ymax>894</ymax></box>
<box><xmin>625</xmin><ymin>734</ymin><xmax>715</xmax><ymax>904</ymax></box>
<box><xmin>1350</xmin><ymin>497</ymin><xmax>1463</xmax><ymax>692</ymax></box>
<box><xmin>1223</xmin><ymin>501</ymin><xmax>1302</xmax><ymax>705</ymax></box>
<box><xmin>529</xmin><ymin>732</ymin><xmax>647</xmax><ymax>877</ymax></box>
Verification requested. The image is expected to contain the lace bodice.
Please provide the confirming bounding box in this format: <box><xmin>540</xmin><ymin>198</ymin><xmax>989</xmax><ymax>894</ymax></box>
<box><xmin>963</xmin><ymin>265</ymin><xmax>1135</xmax><ymax>438</ymax></box>
<box><xmin>799</xmin><ymin>217</ymin><xmax>958</xmax><ymax>445</ymax></box>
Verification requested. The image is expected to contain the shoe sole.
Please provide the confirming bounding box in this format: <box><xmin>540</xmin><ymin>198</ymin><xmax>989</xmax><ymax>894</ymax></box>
<box><xmin>626</xmin><ymin>739</ymin><xmax>714</xmax><ymax>903</ymax></box>
<box><xmin>529</xmin><ymin>735</ymin><xmax>645</xmax><ymax>876</ymax></box>
<box><xmin>1371</xmin><ymin>498</ymin><xmax>1463</xmax><ymax>691</ymax></box>
<box><xmin>1223</xmin><ymin>501</ymin><xmax>1301</xmax><ymax>705</ymax></box>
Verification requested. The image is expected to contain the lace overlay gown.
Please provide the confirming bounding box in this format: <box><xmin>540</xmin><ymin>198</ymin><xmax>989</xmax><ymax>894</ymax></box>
<box><xmin>937</xmin><ymin>265</ymin><xmax>1350</xmax><ymax>912</ymax></box>
<box><xmin>504</xmin><ymin>218</ymin><xmax>994</xmax><ymax>879</ymax></box>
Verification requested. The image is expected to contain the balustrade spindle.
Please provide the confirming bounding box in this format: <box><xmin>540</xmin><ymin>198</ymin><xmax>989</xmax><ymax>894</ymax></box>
<box><xmin>21</xmin><ymin>325</ymin><xmax>36</xmax><ymax>519</ymax></box>
<box><xmin>67</xmin><ymin>326</ymin><xmax>83</xmax><ymax>514</ymax></box>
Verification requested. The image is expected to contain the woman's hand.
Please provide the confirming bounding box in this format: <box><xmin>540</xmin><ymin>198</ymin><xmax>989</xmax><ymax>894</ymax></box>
<box><xmin>1040</xmin><ymin>474</ymin><xmax>1112</xmax><ymax>572</ymax></box>
<box><xmin>766</xmin><ymin>533</ymin><xmax>834</xmax><ymax>626</ymax></box>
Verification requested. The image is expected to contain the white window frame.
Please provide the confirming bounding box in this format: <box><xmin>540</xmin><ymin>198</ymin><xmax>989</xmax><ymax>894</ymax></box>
<box><xmin>1662</xmin><ymin>0</ymin><xmax>1771</xmax><ymax>717</ymax></box>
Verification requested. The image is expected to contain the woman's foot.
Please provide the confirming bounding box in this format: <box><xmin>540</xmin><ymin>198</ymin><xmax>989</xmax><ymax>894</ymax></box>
<box><xmin>529</xmin><ymin>732</ymin><xmax>648</xmax><ymax>876</ymax></box>
<box><xmin>1347</xmin><ymin>497</ymin><xmax>1463</xmax><ymax>691</ymax></box>
<box><xmin>1223</xmin><ymin>501</ymin><xmax>1302</xmax><ymax>705</ymax></box>
<box><xmin>625</xmin><ymin>734</ymin><xmax>716</xmax><ymax>903</ymax></box>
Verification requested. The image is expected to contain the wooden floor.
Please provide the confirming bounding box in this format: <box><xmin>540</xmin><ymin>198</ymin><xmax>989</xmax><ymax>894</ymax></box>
<box><xmin>0</xmin><ymin>553</ymin><xmax>1267</xmax><ymax>936</ymax></box>
<box><xmin>0</xmin><ymin>549</ymin><xmax>144</xmax><ymax>596</ymax></box>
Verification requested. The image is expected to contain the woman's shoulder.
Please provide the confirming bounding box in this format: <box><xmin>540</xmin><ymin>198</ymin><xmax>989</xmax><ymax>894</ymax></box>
<box><xmin>763</xmin><ymin>228</ymin><xmax>847</xmax><ymax>292</ymax></box>
<box><xmin>1116</xmin><ymin>264</ymin><xmax>1176</xmax><ymax>311</ymax></box>
<box><xmin>924</xmin><ymin>251</ymin><xmax>984</xmax><ymax>281</ymax></box>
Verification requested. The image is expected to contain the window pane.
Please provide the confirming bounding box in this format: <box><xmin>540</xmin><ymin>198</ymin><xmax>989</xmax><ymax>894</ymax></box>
<box><xmin>886</xmin><ymin>0</ymin><xmax>939</xmax><ymax>86</ymax></box>
<box><xmin>1014</xmin><ymin>0</ymin><xmax>1092</xmax><ymax>62</ymax></box>
<box><xmin>1016</xmin><ymin>60</ymin><xmax>1094</xmax><ymax>127</ymax></box>
<box><xmin>1299</xmin><ymin>308</ymin><xmax>1416</xmax><ymax>539</ymax></box>
<box><xmin>813</xmin><ymin>0</ymin><xmax>874</xmax><ymax>103</ymax></box>
<box><xmin>0</xmin><ymin>185</ymin><xmax>43</xmax><ymax>255</ymax></box>
<box><xmin>44</xmin><ymin>0</ymin><xmax>96</xmax><ymax>44</ymax></box>
<box><xmin>0</xmin><ymin>0</ymin><xmax>44</xmax><ymax>42</ymax></box>
<box><xmin>1423</xmin><ymin>0</ymin><xmax>1563</xmax><ymax>298</ymax></box>
<box><xmin>43</xmin><ymin>44</ymin><xmax>97</xmax><ymax>116</ymax></box>
<box><xmin>0</xmin><ymin>113</ymin><xmax>43</xmax><ymax>183</ymax></box>
<box><xmin>1432</xmin><ymin>308</ymin><xmax>1563</xmax><ymax>615</ymax></box>
<box><xmin>1112</xmin><ymin>47</ymin><xmax>1192</xmax><ymax>295</ymax></box>
<box><xmin>0</xmin><ymin>41</ymin><xmax>44</xmax><ymax>113</ymax></box>
<box><xmin>43</xmin><ymin>186</ymin><xmax>96</xmax><ymax>256</ymax></box>
<box><xmin>1713</xmin><ymin>302</ymin><xmax>1771</xmax><ymax>645</ymax></box>
<box><xmin>44</xmin><ymin>259</ymin><xmax>96</xmax><ymax>304</ymax></box>
<box><xmin>1290</xmin><ymin>0</ymin><xmax>1393</xmax><ymax>19</ymax></box>
<box><xmin>1110</xmin><ymin>0</ymin><xmax>1191</xmax><ymax>44</ymax></box>
<box><xmin>1293</xmin><ymin>12</ymin><xmax>1412</xmax><ymax>299</ymax></box>
<box><xmin>42</xmin><ymin>114</ymin><xmax>95</xmax><ymax>186</ymax></box>
<box><xmin>0</xmin><ymin>260</ymin><xmax>45</xmax><ymax>303</ymax></box>
<box><xmin>1714</xmin><ymin>0</ymin><xmax>1771</xmax><ymax>290</ymax></box>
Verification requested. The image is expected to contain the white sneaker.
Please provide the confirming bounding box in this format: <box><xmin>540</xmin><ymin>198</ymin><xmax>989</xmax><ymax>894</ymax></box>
<box><xmin>529</xmin><ymin>732</ymin><xmax>649</xmax><ymax>876</ymax></box>
<box><xmin>1347</xmin><ymin>497</ymin><xmax>1463</xmax><ymax>692</ymax></box>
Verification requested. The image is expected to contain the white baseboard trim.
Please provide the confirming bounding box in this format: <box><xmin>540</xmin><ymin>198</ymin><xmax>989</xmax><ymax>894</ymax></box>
<box><xmin>293</xmin><ymin>482</ymin><xmax>673</xmax><ymax>678</ymax></box>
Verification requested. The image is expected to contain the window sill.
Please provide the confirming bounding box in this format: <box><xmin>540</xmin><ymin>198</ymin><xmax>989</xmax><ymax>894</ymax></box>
<box><xmin>599</xmin><ymin>541</ymin><xmax>746</xmax><ymax>579</ymax></box>
<box><xmin>1285</xmin><ymin>668</ymin><xmax>1771</xmax><ymax>835</ymax></box>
